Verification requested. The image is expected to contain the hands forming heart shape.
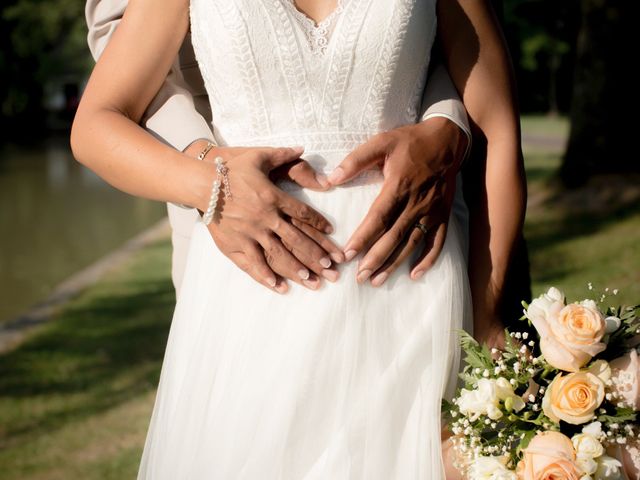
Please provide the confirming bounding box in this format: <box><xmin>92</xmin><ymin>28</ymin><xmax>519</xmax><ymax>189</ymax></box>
<box><xmin>195</xmin><ymin>117</ymin><xmax>468</xmax><ymax>294</ymax></box>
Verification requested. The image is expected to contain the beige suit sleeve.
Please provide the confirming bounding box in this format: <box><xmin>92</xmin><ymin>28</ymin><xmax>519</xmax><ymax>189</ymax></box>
<box><xmin>85</xmin><ymin>0</ymin><xmax>214</xmax><ymax>152</ymax></box>
<box><xmin>419</xmin><ymin>62</ymin><xmax>472</xmax><ymax>162</ymax></box>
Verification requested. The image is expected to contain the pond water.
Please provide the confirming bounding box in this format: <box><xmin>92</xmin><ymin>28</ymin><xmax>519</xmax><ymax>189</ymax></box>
<box><xmin>0</xmin><ymin>135</ymin><xmax>167</xmax><ymax>324</ymax></box>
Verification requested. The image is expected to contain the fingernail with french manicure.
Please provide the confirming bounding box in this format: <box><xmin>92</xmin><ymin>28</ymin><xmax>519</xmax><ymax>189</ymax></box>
<box><xmin>298</xmin><ymin>269</ymin><xmax>310</xmax><ymax>280</ymax></box>
<box><xmin>303</xmin><ymin>278</ymin><xmax>320</xmax><ymax>290</ymax></box>
<box><xmin>413</xmin><ymin>270</ymin><xmax>425</xmax><ymax>280</ymax></box>
<box><xmin>267</xmin><ymin>277</ymin><xmax>277</xmax><ymax>287</ymax></box>
<box><xmin>330</xmin><ymin>251</ymin><xmax>345</xmax><ymax>264</ymax></box>
<box><xmin>315</xmin><ymin>173</ymin><xmax>330</xmax><ymax>188</ymax></box>
<box><xmin>327</xmin><ymin>166</ymin><xmax>345</xmax><ymax>184</ymax></box>
<box><xmin>356</xmin><ymin>269</ymin><xmax>372</xmax><ymax>283</ymax></box>
<box><xmin>344</xmin><ymin>249</ymin><xmax>358</xmax><ymax>261</ymax></box>
<box><xmin>322</xmin><ymin>269</ymin><xmax>339</xmax><ymax>282</ymax></box>
<box><xmin>319</xmin><ymin>257</ymin><xmax>332</xmax><ymax>268</ymax></box>
<box><xmin>371</xmin><ymin>272</ymin><xmax>388</xmax><ymax>287</ymax></box>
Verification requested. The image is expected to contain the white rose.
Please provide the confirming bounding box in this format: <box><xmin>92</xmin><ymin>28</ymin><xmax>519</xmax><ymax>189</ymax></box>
<box><xmin>468</xmin><ymin>456</ymin><xmax>517</xmax><ymax>480</ymax></box>
<box><xmin>582</xmin><ymin>421</ymin><xmax>604</xmax><ymax>438</ymax></box>
<box><xmin>457</xmin><ymin>378</ymin><xmax>524</xmax><ymax>421</ymax></box>
<box><xmin>573</xmin><ymin>433</ymin><xmax>605</xmax><ymax>459</ymax></box>
<box><xmin>526</xmin><ymin>287</ymin><xmax>566</xmax><ymax>324</ymax></box>
<box><xmin>577</xmin><ymin>455</ymin><xmax>599</xmax><ymax>476</ymax></box>
<box><xmin>594</xmin><ymin>455</ymin><xmax>624</xmax><ymax>480</ymax></box>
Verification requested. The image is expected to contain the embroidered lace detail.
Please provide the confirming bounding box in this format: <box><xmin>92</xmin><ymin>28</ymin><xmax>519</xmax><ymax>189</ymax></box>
<box><xmin>213</xmin><ymin>1</ymin><xmax>271</xmax><ymax>137</ymax></box>
<box><xmin>282</xmin><ymin>0</ymin><xmax>345</xmax><ymax>56</ymax></box>
<box><xmin>319</xmin><ymin>0</ymin><xmax>371</xmax><ymax>128</ymax></box>
<box><xmin>405</xmin><ymin>19</ymin><xmax>436</xmax><ymax>123</ymax></box>
<box><xmin>190</xmin><ymin>0</ymin><xmax>439</xmax><ymax>155</ymax></box>
<box><xmin>262</xmin><ymin>0</ymin><xmax>317</xmax><ymax>129</ymax></box>
<box><xmin>360</xmin><ymin>0</ymin><xmax>415</xmax><ymax>129</ymax></box>
<box><xmin>227</xmin><ymin>130</ymin><xmax>376</xmax><ymax>152</ymax></box>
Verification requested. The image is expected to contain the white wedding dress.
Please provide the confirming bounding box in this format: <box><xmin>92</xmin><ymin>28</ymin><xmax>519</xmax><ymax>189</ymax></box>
<box><xmin>138</xmin><ymin>0</ymin><xmax>473</xmax><ymax>478</ymax></box>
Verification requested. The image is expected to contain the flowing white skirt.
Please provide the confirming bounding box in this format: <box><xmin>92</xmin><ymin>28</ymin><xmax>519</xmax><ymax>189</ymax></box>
<box><xmin>137</xmin><ymin>149</ymin><xmax>473</xmax><ymax>479</ymax></box>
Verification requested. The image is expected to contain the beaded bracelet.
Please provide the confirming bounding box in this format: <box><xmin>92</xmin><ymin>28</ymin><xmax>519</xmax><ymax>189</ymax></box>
<box><xmin>202</xmin><ymin>156</ymin><xmax>232</xmax><ymax>225</ymax></box>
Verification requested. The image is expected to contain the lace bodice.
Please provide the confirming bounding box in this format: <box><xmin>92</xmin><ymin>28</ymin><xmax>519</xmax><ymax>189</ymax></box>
<box><xmin>189</xmin><ymin>0</ymin><xmax>437</xmax><ymax>166</ymax></box>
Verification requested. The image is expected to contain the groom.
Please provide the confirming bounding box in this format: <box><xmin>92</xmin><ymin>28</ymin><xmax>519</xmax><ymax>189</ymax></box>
<box><xmin>85</xmin><ymin>0</ymin><xmax>477</xmax><ymax>296</ymax></box>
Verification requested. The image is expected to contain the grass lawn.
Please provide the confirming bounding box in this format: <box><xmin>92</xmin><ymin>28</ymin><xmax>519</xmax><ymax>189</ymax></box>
<box><xmin>0</xmin><ymin>115</ymin><xmax>638</xmax><ymax>478</ymax></box>
<box><xmin>522</xmin><ymin>115</ymin><xmax>640</xmax><ymax>305</ymax></box>
<box><xmin>0</xmin><ymin>240</ymin><xmax>174</xmax><ymax>479</ymax></box>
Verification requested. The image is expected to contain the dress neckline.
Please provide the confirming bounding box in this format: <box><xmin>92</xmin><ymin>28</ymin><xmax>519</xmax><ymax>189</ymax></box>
<box><xmin>285</xmin><ymin>0</ymin><xmax>343</xmax><ymax>26</ymax></box>
<box><xmin>281</xmin><ymin>0</ymin><xmax>346</xmax><ymax>56</ymax></box>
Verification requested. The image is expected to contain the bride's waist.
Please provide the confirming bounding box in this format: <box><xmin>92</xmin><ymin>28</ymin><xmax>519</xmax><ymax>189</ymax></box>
<box><xmin>222</xmin><ymin>130</ymin><xmax>385</xmax><ymax>188</ymax></box>
<box><xmin>221</xmin><ymin>130</ymin><xmax>378</xmax><ymax>152</ymax></box>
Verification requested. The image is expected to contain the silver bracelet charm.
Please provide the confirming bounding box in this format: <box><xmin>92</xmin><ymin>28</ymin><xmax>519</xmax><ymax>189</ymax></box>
<box><xmin>202</xmin><ymin>156</ymin><xmax>232</xmax><ymax>225</ymax></box>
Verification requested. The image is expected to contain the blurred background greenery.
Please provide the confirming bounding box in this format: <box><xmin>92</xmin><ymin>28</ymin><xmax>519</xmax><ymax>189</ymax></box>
<box><xmin>0</xmin><ymin>0</ymin><xmax>638</xmax><ymax>478</ymax></box>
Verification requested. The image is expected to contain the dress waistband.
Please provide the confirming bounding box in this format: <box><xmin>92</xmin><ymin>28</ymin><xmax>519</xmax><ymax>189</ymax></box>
<box><xmin>221</xmin><ymin>130</ymin><xmax>379</xmax><ymax>152</ymax></box>
<box><xmin>222</xmin><ymin>130</ymin><xmax>386</xmax><ymax>190</ymax></box>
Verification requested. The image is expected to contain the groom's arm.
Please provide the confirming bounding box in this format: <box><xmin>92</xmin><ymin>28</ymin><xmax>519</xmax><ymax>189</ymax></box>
<box><xmin>420</xmin><ymin>61</ymin><xmax>473</xmax><ymax>162</ymax></box>
<box><xmin>85</xmin><ymin>0</ymin><xmax>214</xmax><ymax>152</ymax></box>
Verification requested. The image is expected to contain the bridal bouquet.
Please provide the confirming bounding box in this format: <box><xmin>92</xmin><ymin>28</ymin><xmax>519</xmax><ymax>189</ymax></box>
<box><xmin>443</xmin><ymin>286</ymin><xmax>640</xmax><ymax>480</ymax></box>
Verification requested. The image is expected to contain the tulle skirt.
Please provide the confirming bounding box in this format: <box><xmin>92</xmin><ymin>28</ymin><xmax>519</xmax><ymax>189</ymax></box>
<box><xmin>137</xmin><ymin>149</ymin><xmax>473</xmax><ymax>479</ymax></box>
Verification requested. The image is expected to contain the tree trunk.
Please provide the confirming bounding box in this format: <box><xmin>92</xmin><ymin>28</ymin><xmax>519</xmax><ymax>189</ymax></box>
<box><xmin>561</xmin><ymin>0</ymin><xmax>631</xmax><ymax>187</ymax></box>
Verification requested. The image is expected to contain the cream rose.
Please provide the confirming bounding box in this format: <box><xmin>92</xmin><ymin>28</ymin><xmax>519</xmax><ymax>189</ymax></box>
<box><xmin>526</xmin><ymin>289</ymin><xmax>606</xmax><ymax>372</ymax></box>
<box><xmin>571</xmin><ymin>422</ymin><xmax>606</xmax><ymax>476</ymax></box>
<box><xmin>457</xmin><ymin>378</ymin><xmax>525</xmax><ymax>421</ymax></box>
<box><xmin>542</xmin><ymin>371</ymin><xmax>605</xmax><ymax>425</ymax></box>
<box><xmin>609</xmin><ymin>349</ymin><xmax>640</xmax><ymax>410</ymax></box>
<box><xmin>573</xmin><ymin>433</ymin><xmax>604</xmax><ymax>459</ymax></box>
<box><xmin>469</xmin><ymin>456</ymin><xmax>517</xmax><ymax>480</ymax></box>
<box><xmin>516</xmin><ymin>431</ymin><xmax>580</xmax><ymax>480</ymax></box>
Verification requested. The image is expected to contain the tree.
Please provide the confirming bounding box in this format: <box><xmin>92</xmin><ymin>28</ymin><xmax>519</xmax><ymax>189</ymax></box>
<box><xmin>0</xmin><ymin>0</ymin><xmax>90</xmax><ymax>141</ymax></box>
<box><xmin>502</xmin><ymin>0</ymin><xmax>580</xmax><ymax>114</ymax></box>
<box><xmin>561</xmin><ymin>0</ymin><xmax>633</xmax><ymax>186</ymax></box>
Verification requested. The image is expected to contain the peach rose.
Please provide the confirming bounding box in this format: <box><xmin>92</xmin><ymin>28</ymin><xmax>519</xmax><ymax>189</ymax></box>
<box><xmin>609</xmin><ymin>349</ymin><xmax>640</xmax><ymax>410</ymax></box>
<box><xmin>526</xmin><ymin>289</ymin><xmax>606</xmax><ymax>372</ymax></box>
<box><xmin>542</xmin><ymin>370</ymin><xmax>605</xmax><ymax>425</ymax></box>
<box><xmin>516</xmin><ymin>431</ymin><xmax>580</xmax><ymax>480</ymax></box>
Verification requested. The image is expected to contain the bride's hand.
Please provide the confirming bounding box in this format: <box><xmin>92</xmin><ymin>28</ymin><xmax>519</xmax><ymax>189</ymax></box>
<box><xmin>202</xmin><ymin>146</ymin><xmax>345</xmax><ymax>294</ymax></box>
<box><xmin>185</xmin><ymin>141</ymin><xmax>332</xmax><ymax>190</ymax></box>
<box><xmin>325</xmin><ymin>117</ymin><xmax>468</xmax><ymax>286</ymax></box>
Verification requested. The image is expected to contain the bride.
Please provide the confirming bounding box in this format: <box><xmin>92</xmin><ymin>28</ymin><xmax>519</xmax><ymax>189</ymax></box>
<box><xmin>71</xmin><ymin>0</ymin><xmax>526</xmax><ymax>478</ymax></box>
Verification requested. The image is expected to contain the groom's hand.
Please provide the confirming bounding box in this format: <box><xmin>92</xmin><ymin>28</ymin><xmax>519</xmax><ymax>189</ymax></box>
<box><xmin>185</xmin><ymin>141</ymin><xmax>345</xmax><ymax>294</ymax></box>
<box><xmin>326</xmin><ymin>117</ymin><xmax>468</xmax><ymax>286</ymax></box>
